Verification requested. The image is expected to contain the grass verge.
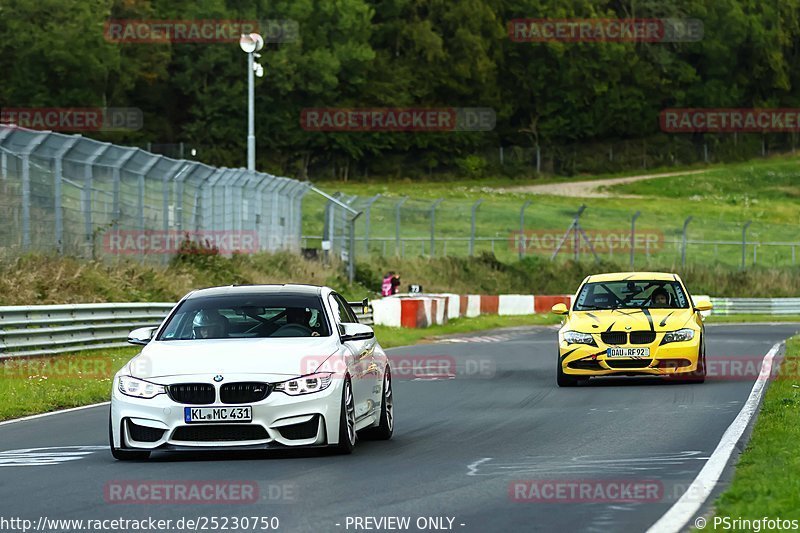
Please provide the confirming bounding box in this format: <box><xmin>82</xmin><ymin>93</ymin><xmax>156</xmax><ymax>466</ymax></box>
<box><xmin>0</xmin><ymin>347</ymin><xmax>138</xmax><ymax>421</ymax></box>
<box><xmin>0</xmin><ymin>314</ymin><xmax>557</xmax><ymax>422</ymax></box>
<box><xmin>707</xmin><ymin>335</ymin><xmax>800</xmax><ymax>521</ymax></box>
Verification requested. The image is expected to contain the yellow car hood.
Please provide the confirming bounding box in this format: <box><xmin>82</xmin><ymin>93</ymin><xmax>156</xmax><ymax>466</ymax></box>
<box><xmin>567</xmin><ymin>308</ymin><xmax>695</xmax><ymax>333</ymax></box>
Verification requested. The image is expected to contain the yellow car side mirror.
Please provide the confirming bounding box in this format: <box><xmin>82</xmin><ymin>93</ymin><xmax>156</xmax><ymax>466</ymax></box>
<box><xmin>694</xmin><ymin>299</ymin><xmax>713</xmax><ymax>312</ymax></box>
<box><xmin>551</xmin><ymin>303</ymin><xmax>569</xmax><ymax>315</ymax></box>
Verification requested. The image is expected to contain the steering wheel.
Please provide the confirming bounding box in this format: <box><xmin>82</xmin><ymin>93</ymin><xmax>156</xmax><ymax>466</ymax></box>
<box><xmin>272</xmin><ymin>323</ymin><xmax>313</xmax><ymax>337</ymax></box>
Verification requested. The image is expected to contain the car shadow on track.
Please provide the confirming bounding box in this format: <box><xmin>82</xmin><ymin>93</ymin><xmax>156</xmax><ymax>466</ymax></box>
<box><xmin>120</xmin><ymin>439</ymin><xmax>394</xmax><ymax>463</ymax></box>
<box><xmin>577</xmin><ymin>376</ymin><xmax>704</xmax><ymax>387</ymax></box>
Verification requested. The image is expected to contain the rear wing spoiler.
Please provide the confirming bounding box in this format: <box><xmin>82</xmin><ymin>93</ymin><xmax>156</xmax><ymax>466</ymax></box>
<box><xmin>347</xmin><ymin>298</ymin><xmax>370</xmax><ymax>315</ymax></box>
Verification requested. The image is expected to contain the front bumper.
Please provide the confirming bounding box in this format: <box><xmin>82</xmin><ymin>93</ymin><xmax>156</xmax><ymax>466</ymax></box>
<box><xmin>558</xmin><ymin>333</ymin><xmax>701</xmax><ymax>377</ymax></box>
<box><xmin>110</xmin><ymin>373</ymin><xmax>344</xmax><ymax>451</ymax></box>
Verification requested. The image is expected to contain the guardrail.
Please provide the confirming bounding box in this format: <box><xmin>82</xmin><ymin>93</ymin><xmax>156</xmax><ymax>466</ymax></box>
<box><xmin>708</xmin><ymin>298</ymin><xmax>800</xmax><ymax>315</ymax></box>
<box><xmin>0</xmin><ymin>302</ymin><xmax>374</xmax><ymax>358</ymax></box>
<box><xmin>0</xmin><ymin>303</ymin><xmax>175</xmax><ymax>358</ymax></box>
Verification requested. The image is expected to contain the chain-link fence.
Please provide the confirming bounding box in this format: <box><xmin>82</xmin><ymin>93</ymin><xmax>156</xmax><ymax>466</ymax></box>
<box><xmin>0</xmin><ymin>125</ymin><xmax>309</xmax><ymax>259</ymax></box>
<box><xmin>304</xmin><ymin>194</ymin><xmax>800</xmax><ymax>269</ymax></box>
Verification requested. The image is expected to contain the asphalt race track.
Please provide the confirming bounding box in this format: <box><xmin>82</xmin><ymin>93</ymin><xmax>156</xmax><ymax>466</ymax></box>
<box><xmin>1</xmin><ymin>323</ymin><xmax>797</xmax><ymax>533</ymax></box>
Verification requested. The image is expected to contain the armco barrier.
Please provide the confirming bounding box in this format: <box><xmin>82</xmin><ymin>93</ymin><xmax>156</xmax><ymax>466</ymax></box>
<box><xmin>0</xmin><ymin>302</ymin><xmax>373</xmax><ymax>358</ymax></box>
<box><xmin>708</xmin><ymin>297</ymin><xmax>800</xmax><ymax>315</ymax></box>
<box><xmin>0</xmin><ymin>303</ymin><xmax>174</xmax><ymax>358</ymax></box>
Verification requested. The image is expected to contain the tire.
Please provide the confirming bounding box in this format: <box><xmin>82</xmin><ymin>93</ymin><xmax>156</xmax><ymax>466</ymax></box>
<box><xmin>109</xmin><ymin>414</ymin><xmax>151</xmax><ymax>461</ymax></box>
<box><xmin>557</xmin><ymin>358</ymin><xmax>582</xmax><ymax>387</ymax></box>
<box><xmin>360</xmin><ymin>367</ymin><xmax>394</xmax><ymax>441</ymax></box>
<box><xmin>331</xmin><ymin>377</ymin><xmax>357</xmax><ymax>454</ymax></box>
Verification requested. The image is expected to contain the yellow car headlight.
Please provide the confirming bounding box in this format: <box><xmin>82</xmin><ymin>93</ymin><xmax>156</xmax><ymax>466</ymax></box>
<box><xmin>661</xmin><ymin>328</ymin><xmax>695</xmax><ymax>344</ymax></box>
<box><xmin>562</xmin><ymin>330</ymin><xmax>597</xmax><ymax>346</ymax></box>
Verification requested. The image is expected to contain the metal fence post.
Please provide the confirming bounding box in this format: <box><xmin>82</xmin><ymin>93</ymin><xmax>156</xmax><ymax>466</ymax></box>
<box><xmin>203</xmin><ymin>168</ymin><xmax>228</xmax><ymax>233</ymax></box>
<box><xmin>20</xmin><ymin>133</ymin><xmax>48</xmax><ymax>250</ymax></box>
<box><xmin>630</xmin><ymin>211</ymin><xmax>641</xmax><ymax>269</ymax></box>
<box><xmin>741</xmin><ymin>220</ymin><xmax>751</xmax><ymax>270</ymax></box>
<box><xmin>21</xmin><ymin>154</ymin><xmax>31</xmax><ymax>249</ymax></box>
<box><xmin>348</xmin><ymin>211</ymin><xmax>362</xmax><ymax>283</ymax></box>
<box><xmin>163</xmin><ymin>162</ymin><xmax>185</xmax><ymax>234</ymax></box>
<box><xmin>83</xmin><ymin>144</ymin><xmax>111</xmax><ymax>256</ymax></box>
<box><xmin>469</xmin><ymin>198</ymin><xmax>483</xmax><ymax>256</ymax></box>
<box><xmin>519</xmin><ymin>200</ymin><xmax>532</xmax><ymax>260</ymax></box>
<box><xmin>395</xmin><ymin>197</ymin><xmax>408</xmax><ymax>256</ymax></box>
<box><xmin>52</xmin><ymin>138</ymin><xmax>80</xmax><ymax>253</ymax></box>
<box><xmin>681</xmin><ymin>216</ymin><xmax>693</xmax><ymax>267</ymax></box>
<box><xmin>429</xmin><ymin>198</ymin><xmax>444</xmax><ymax>257</ymax></box>
<box><xmin>111</xmin><ymin>148</ymin><xmax>137</xmax><ymax>231</ymax></box>
<box><xmin>138</xmin><ymin>155</ymin><xmax>162</xmax><ymax>234</ymax></box>
<box><xmin>363</xmin><ymin>194</ymin><xmax>381</xmax><ymax>255</ymax></box>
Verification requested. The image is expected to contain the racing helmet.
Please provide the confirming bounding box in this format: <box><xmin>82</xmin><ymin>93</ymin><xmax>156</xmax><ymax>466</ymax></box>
<box><xmin>650</xmin><ymin>288</ymin><xmax>671</xmax><ymax>307</ymax></box>
<box><xmin>192</xmin><ymin>310</ymin><xmax>227</xmax><ymax>338</ymax></box>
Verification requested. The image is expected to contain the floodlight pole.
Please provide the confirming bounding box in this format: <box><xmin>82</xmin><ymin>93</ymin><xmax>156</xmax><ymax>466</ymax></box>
<box><xmin>247</xmin><ymin>51</ymin><xmax>255</xmax><ymax>171</ymax></box>
<box><xmin>630</xmin><ymin>211</ymin><xmax>641</xmax><ymax>269</ymax></box>
<box><xmin>519</xmin><ymin>200</ymin><xmax>532</xmax><ymax>260</ymax></box>
<box><xmin>681</xmin><ymin>216</ymin><xmax>693</xmax><ymax>267</ymax></box>
<box><xmin>469</xmin><ymin>199</ymin><xmax>483</xmax><ymax>256</ymax></box>
<box><xmin>741</xmin><ymin>220</ymin><xmax>751</xmax><ymax>270</ymax></box>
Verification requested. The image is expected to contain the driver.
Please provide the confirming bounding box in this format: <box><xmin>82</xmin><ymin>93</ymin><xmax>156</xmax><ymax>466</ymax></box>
<box><xmin>192</xmin><ymin>310</ymin><xmax>228</xmax><ymax>339</ymax></box>
<box><xmin>650</xmin><ymin>288</ymin><xmax>670</xmax><ymax>308</ymax></box>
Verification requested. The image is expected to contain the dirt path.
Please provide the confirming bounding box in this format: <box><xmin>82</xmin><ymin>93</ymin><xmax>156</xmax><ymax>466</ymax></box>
<box><xmin>500</xmin><ymin>170</ymin><xmax>707</xmax><ymax>198</ymax></box>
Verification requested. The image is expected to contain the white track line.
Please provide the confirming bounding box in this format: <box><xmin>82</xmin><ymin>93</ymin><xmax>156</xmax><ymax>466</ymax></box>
<box><xmin>0</xmin><ymin>402</ymin><xmax>109</xmax><ymax>427</ymax></box>
<box><xmin>646</xmin><ymin>342</ymin><xmax>783</xmax><ymax>533</ymax></box>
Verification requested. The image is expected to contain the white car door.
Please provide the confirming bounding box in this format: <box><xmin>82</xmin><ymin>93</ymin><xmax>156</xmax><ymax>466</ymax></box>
<box><xmin>329</xmin><ymin>293</ymin><xmax>377</xmax><ymax>420</ymax></box>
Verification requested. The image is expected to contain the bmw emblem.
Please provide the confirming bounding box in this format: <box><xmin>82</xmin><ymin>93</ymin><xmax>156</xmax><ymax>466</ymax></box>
<box><xmin>625</xmin><ymin>326</ymin><xmax>632</xmax><ymax>331</ymax></box>
<box><xmin>213</xmin><ymin>375</ymin><xmax>224</xmax><ymax>382</ymax></box>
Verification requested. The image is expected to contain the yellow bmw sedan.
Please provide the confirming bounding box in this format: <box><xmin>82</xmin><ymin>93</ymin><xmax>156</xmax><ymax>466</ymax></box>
<box><xmin>552</xmin><ymin>272</ymin><xmax>713</xmax><ymax>387</ymax></box>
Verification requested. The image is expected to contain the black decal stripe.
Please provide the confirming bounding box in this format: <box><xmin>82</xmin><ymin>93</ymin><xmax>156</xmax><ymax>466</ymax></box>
<box><xmin>641</xmin><ymin>308</ymin><xmax>654</xmax><ymax>331</ymax></box>
<box><xmin>605</xmin><ymin>321</ymin><xmax>616</xmax><ymax>332</ymax></box>
<box><xmin>559</xmin><ymin>347</ymin><xmax>580</xmax><ymax>362</ymax></box>
<box><xmin>586</xmin><ymin>313</ymin><xmax>599</xmax><ymax>322</ymax></box>
<box><xmin>659</xmin><ymin>311</ymin><xmax>674</xmax><ymax>328</ymax></box>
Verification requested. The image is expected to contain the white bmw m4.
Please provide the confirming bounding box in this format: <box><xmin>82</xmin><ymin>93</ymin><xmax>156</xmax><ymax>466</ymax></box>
<box><xmin>110</xmin><ymin>284</ymin><xmax>393</xmax><ymax>460</ymax></box>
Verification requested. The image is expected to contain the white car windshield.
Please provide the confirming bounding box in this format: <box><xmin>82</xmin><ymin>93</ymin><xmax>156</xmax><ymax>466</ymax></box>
<box><xmin>157</xmin><ymin>294</ymin><xmax>331</xmax><ymax>340</ymax></box>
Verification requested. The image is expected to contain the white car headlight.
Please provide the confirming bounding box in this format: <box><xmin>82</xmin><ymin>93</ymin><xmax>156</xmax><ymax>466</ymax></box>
<box><xmin>273</xmin><ymin>373</ymin><xmax>333</xmax><ymax>396</ymax></box>
<box><xmin>661</xmin><ymin>328</ymin><xmax>695</xmax><ymax>344</ymax></box>
<box><xmin>562</xmin><ymin>330</ymin><xmax>596</xmax><ymax>346</ymax></box>
<box><xmin>117</xmin><ymin>375</ymin><xmax>166</xmax><ymax>399</ymax></box>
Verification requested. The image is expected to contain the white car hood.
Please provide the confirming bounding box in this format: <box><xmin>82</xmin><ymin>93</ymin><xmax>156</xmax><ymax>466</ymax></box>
<box><xmin>128</xmin><ymin>337</ymin><xmax>340</xmax><ymax>379</ymax></box>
